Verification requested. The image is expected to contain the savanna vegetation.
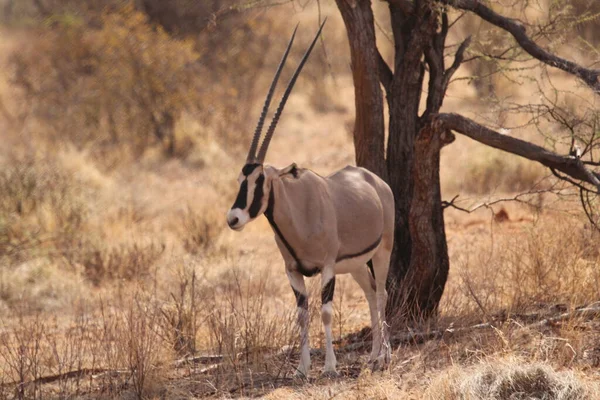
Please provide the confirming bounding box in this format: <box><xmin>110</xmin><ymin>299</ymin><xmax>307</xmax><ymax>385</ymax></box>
<box><xmin>0</xmin><ymin>0</ymin><xmax>599</xmax><ymax>398</ymax></box>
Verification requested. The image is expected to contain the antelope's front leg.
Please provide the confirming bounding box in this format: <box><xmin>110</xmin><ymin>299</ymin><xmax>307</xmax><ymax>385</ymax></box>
<box><xmin>286</xmin><ymin>269</ymin><xmax>310</xmax><ymax>377</ymax></box>
<box><xmin>321</xmin><ymin>267</ymin><xmax>337</xmax><ymax>375</ymax></box>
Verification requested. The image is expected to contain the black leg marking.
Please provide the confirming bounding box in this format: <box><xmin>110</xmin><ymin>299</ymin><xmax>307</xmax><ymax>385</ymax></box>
<box><xmin>367</xmin><ymin>259</ymin><xmax>375</xmax><ymax>279</ymax></box>
<box><xmin>321</xmin><ymin>277</ymin><xmax>336</xmax><ymax>305</ymax></box>
<box><xmin>367</xmin><ymin>259</ymin><xmax>376</xmax><ymax>291</ymax></box>
<box><xmin>292</xmin><ymin>287</ymin><xmax>308</xmax><ymax>310</ymax></box>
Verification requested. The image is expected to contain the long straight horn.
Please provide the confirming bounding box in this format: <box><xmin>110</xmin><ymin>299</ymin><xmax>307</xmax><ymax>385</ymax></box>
<box><xmin>246</xmin><ymin>25</ymin><xmax>299</xmax><ymax>164</ymax></box>
<box><xmin>256</xmin><ymin>19</ymin><xmax>327</xmax><ymax>163</ymax></box>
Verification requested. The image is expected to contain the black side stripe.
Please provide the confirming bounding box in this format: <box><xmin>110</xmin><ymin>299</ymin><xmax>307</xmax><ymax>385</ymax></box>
<box><xmin>336</xmin><ymin>235</ymin><xmax>382</xmax><ymax>263</ymax></box>
<box><xmin>264</xmin><ymin>187</ymin><xmax>320</xmax><ymax>277</ymax></box>
<box><xmin>321</xmin><ymin>278</ymin><xmax>335</xmax><ymax>304</ymax></box>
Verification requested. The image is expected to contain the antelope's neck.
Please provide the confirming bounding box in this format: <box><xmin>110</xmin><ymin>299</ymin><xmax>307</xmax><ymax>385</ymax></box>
<box><xmin>263</xmin><ymin>178</ymin><xmax>323</xmax><ymax>277</ymax></box>
<box><xmin>264</xmin><ymin>179</ymin><xmax>298</xmax><ymax>241</ymax></box>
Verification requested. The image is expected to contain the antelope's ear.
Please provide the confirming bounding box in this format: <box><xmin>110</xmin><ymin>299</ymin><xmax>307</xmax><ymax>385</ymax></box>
<box><xmin>278</xmin><ymin>163</ymin><xmax>298</xmax><ymax>178</ymax></box>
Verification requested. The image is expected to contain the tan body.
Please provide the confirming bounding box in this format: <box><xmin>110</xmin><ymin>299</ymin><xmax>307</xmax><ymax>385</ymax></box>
<box><xmin>269</xmin><ymin>165</ymin><xmax>394</xmax><ymax>276</ymax></box>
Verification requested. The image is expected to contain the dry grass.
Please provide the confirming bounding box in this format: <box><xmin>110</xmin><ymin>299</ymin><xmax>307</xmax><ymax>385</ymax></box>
<box><xmin>426</xmin><ymin>357</ymin><xmax>599</xmax><ymax>400</ymax></box>
<box><xmin>0</xmin><ymin>0</ymin><xmax>599</xmax><ymax>399</ymax></box>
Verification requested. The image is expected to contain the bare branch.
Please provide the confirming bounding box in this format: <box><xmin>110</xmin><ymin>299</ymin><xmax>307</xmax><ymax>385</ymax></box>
<box><xmin>443</xmin><ymin>189</ymin><xmax>561</xmax><ymax>214</ymax></box>
<box><xmin>550</xmin><ymin>168</ymin><xmax>593</xmax><ymax>193</ymax></box>
<box><xmin>438</xmin><ymin>113</ymin><xmax>600</xmax><ymax>191</ymax></box>
<box><xmin>442</xmin><ymin>0</ymin><xmax>600</xmax><ymax>94</ymax></box>
<box><xmin>581</xmin><ymin>189</ymin><xmax>600</xmax><ymax>231</ymax></box>
<box><xmin>443</xmin><ymin>35</ymin><xmax>471</xmax><ymax>86</ymax></box>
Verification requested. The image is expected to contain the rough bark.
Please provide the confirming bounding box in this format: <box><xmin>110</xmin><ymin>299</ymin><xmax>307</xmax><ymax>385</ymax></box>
<box><xmin>334</xmin><ymin>0</ymin><xmax>387</xmax><ymax>179</ymax></box>
<box><xmin>398</xmin><ymin>122</ymin><xmax>455</xmax><ymax>320</ymax></box>
<box><xmin>385</xmin><ymin>1</ymin><xmax>450</xmax><ymax>322</ymax></box>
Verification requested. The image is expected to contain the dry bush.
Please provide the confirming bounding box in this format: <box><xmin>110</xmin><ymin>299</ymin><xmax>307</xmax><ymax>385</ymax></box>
<box><xmin>0</xmin><ymin>315</ymin><xmax>46</xmax><ymax>400</ymax></box>
<box><xmin>426</xmin><ymin>357</ymin><xmax>598</xmax><ymax>400</ymax></box>
<box><xmin>445</xmin><ymin>215</ymin><xmax>600</xmax><ymax>319</ymax></box>
<box><xmin>0</xmin><ymin>152</ymin><xmax>89</xmax><ymax>263</ymax></box>
<box><xmin>0</xmin><ymin>0</ymin><xmax>122</xmax><ymax>24</ymax></box>
<box><xmin>120</xmin><ymin>297</ymin><xmax>169</xmax><ymax>399</ymax></box>
<box><xmin>569</xmin><ymin>0</ymin><xmax>600</xmax><ymax>46</ymax></box>
<box><xmin>180</xmin><ymin>205</ymin><xmax>225</xmax><ymax>255</ymax></box>
<box><xmin>200</xmin><ymin>265</ymin><xmax>297</xmax><ymax>387</ymax></box>
<box><xmin>77</xmin><ymin>239</ymin><xmax>165</xmax><ymax>286</ymax></box>
<box><xmin>10</xmin><ymin>4</ymin><xmax>200</xmax><ymax>162</ymax></box>
<box><xmin>6</xmin><ymin>1</ymin><xmax>289</xmax><ymax>164</ymax></box>
<box><xmin>161</xmin><ymin>265</ymin><xmax>201</xmax><ymax>357</ymax></box>
<box><xmin>460</xmin><ymin>148</ymin><xmax>547</xmax><ymax>194</ymax></box>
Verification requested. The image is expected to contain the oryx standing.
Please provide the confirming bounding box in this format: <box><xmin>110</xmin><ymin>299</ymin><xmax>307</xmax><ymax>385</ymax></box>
<box><xmin>226</xmin><ymin>21</ymin><xmax>394</xmax><ymax>377</ymax></box>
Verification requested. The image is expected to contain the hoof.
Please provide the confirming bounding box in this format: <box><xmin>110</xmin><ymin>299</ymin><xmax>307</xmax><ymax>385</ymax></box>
<box><xmin>294</xmin><ymin>369</ymin><xmax>309</xmax><ymax>380</ymax></box>
<box><xmin>320</xmin><ymin>370</ymin><xmax>340</xmax><ymax>379</ymax></box>
<box><xmin>369</xmin><ymin>352</ymin><xmax>391</xmax><ymax>372</ymax></box>
<box><xmin>368</xmin><ymin>359</ymin><xmax>383</xmax><ymax>372</ymax></box>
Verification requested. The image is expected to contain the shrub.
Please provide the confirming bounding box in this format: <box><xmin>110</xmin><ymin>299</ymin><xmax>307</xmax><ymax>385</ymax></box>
<box><xmin>11</xmin><ymin>4</ymin><xmax>201</xmax><ymax>160</ymax></box>
<box><xmin>0</xmin><ymin>152</ymin><xmax>89</xmax><ymax>263</ymax></box>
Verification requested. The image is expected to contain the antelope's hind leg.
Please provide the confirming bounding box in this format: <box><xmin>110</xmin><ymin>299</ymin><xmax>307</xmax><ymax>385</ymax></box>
<box><xmin>351</xmin><ymin>263</ymin><xmax>381</xmax><ymax>363</ymax></box>
<box><xmin>286</xmin><ymin>269</ymin><xmax>311</xmax><ymax>378</ymax></box>
<box><xmin>371</xmin><ymin>247</ymin><xmax>392</xmax><ymax>369</ymax></box>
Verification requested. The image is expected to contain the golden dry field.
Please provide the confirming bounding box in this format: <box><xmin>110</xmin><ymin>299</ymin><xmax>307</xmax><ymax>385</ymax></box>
<box><xmin>0</xmin><ymin>1</ymin><xmax>600</xmax><ymax>398</ymax></box>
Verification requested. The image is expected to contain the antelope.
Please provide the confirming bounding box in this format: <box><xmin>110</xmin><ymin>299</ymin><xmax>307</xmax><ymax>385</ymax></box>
<box><xmin>226</xmin><ymin>21</ymin><xmax>394</xmax><ymax>377</ymax></box>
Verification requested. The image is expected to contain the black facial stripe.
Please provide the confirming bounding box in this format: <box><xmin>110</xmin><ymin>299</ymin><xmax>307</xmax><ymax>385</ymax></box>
<box><xmin>242</xmin><ymin>163</ymin><xmax>261</xmax><ymax>176</ymax></box>
<box><xmin>248</xmin><ymin>174</ymin><xmax>265</xmax><ymax>218</ymax></box>
<box><xmin>321</xmin><ymin>277</ymin><xmax>335</xmax><ymax>304</ymax></box>
<box><xmin>232</xmin><ymin>179</ymin><xmax>248</xmax><ymax>209</ymax></box>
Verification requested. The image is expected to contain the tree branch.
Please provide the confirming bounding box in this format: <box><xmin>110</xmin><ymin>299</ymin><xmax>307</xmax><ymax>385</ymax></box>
<box><xmin>443</xmin><ymin>35</ymin><xmax>471</xmax><ymax>87</ymax></box>
<box><xmin>377</xmin><ymin>50</ymin><xmax>393</xmax><ymax>95</ymax></box>
<box><xmin>438</xmin><ymin>113</ymin><xmax>600</xmax><ymax>191</ymax></box>
<box><xmin>442</xmin><ymin>0</ymin><xmax>600</xmax><ymax>94</ymax></box>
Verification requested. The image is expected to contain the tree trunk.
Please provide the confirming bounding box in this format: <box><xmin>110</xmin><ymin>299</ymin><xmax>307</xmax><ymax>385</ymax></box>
<box><xmin>334</xmin><ymin>0</ymin><xmax>387</xmax><ymax>179</ymax></box>
<box><xmin>403</xmin><ymin>122</ymin><xmax>453</xmax><ymax>319</ymax></box>
<box><xmin>335</xmin><ymin>0</ymin><xmax>451</xmax><ymax>325</ymax></box>
<box><xmin>335</xmin><ymin>0</ymin><xmax>600</xmax><ymax>325</ymax></box>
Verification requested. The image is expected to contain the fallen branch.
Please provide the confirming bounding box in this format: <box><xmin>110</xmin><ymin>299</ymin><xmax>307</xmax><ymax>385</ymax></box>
<box><xmin>0</xmin><ymin>353</ymin><xmax>227</xmax><ymax>389</ymax></box>
<box><xmin>173</xmin><ymin>354</ymin><xmax>223</xmax><ymax>368</ymax></box>
<box><xmin>334</xmin><ymin>302</ymin><xmax>600</xmax><ymax>353</ymax></box>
